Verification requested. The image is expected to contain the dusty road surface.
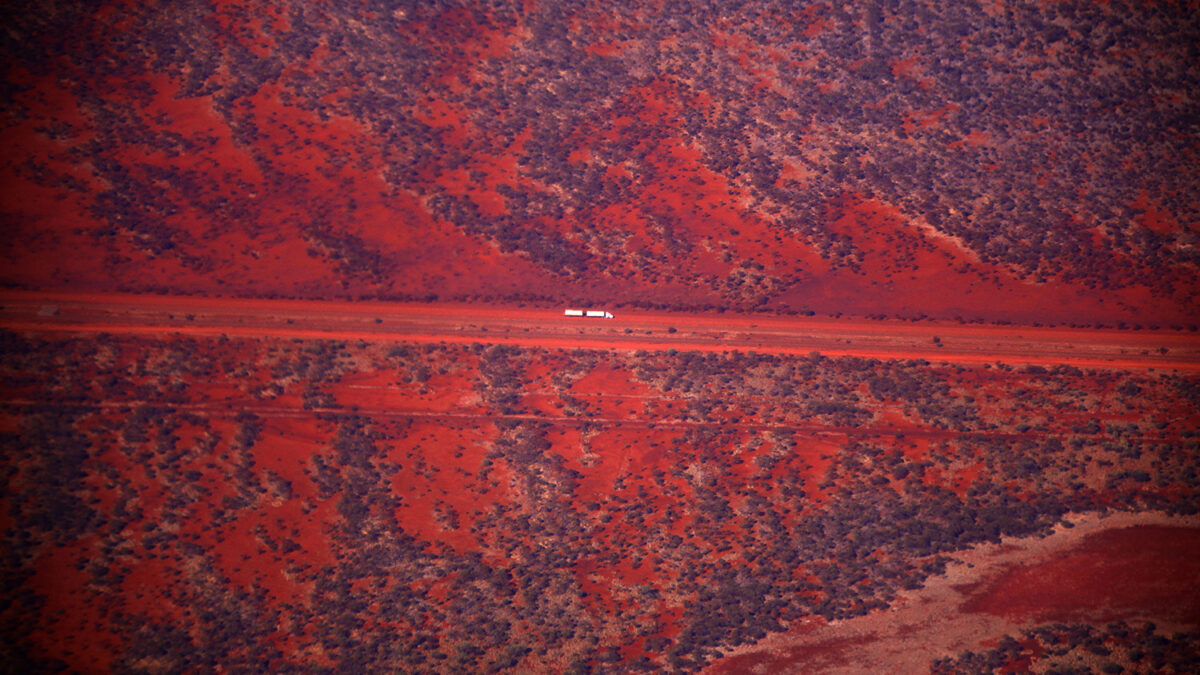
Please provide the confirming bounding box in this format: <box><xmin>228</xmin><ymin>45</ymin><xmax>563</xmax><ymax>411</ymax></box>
<box><xmin>1</xmin><ymin>291</ymin><xmax>1198</xmax><ymax>371</ymax></box>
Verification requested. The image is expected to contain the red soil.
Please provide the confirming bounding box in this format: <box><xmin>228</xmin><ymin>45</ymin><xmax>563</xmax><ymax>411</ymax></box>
<box><xmin>3</xmin><ymin>291</ymin><xmax>1197</xmax><ymax>372</ymax></box>
<box><xmin>4</xmin><ymin>50</ymin><xmax>1194</xmax><ymax>329</ymax></box>
<box><xmin>706</xmin><ymin>522</ymin><xmax>1200</xmax><ymax>675</ymax></box>
<box><xmin>774</xmin><ymin>196</ymin><xmax>1190</xmax><ymax>330</ymax></box>
<box><xmin>2</xmin><ymin>4</ymin><xmax>1197</xmax><ymax>673</ymax></box>
<box><xmin>26</xmin><ymin>540</ymin><xmax>126</xmax><ymax>672</ymax></box>
<box><xmin>960</xmin><ymin>525</ymin><xmax>1200</xmax><ymax>626</ymax></box>
<box><xmin>4</xmin><ymin>325</ymin><xmax>1197</xmax><ymax>673</ymax></box>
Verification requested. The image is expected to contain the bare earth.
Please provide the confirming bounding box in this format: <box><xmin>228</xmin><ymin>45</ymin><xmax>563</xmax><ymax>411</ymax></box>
<box><xmin>2</xmin><ymin>291</ymin><xmax>1198</xmax><ymax>371</ymax></box>
<box><xmin>706</xmin><ymin>512</ymin><xmax>1200</xmax><ymax>674</ymax></box>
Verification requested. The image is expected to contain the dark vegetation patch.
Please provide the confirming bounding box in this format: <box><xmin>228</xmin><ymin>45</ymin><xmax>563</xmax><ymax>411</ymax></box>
<box><xmin>933</xmin><ymin>622</ymin><xmax>1200</xmax><ymax>675</ymax></box>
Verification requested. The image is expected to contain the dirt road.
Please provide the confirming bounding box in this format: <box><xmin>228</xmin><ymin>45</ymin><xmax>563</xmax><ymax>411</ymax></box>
<box><xmin>2</xmin><ymin>291</ymin><xmax>1198</xmax><ymax>371</ymax></box>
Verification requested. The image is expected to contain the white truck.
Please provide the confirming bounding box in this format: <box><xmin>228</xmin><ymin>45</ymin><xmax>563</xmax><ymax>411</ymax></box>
<box><xmin>564</xmin><ymin>309</ymin><xmax>614</xmax><ymax>319</ymax></box>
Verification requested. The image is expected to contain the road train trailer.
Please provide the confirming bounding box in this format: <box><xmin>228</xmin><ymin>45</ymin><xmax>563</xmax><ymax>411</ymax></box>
<box><xmin>564</xmin><ymin>309</ymin><xmax>614</xmax><ymax>319</ymax></box>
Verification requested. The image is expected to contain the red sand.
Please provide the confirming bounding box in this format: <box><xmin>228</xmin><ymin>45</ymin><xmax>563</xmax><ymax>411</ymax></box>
<box><xmin>2</xmin><ymin>291</ymin><xmax>1197</xmax><ymax>372</ymax></box>
<box><xmin>707</xmin><ymin>521</ymin><xmax>1200</xmax><ymax>675</ymax></box>
<box><xmin>961</xmin><ymin>525</ymin><xmax>1200</xmax><ymax>625</ymax></box>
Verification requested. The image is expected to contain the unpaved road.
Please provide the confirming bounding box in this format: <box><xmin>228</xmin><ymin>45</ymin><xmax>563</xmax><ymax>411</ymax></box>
<box><xmin>1</xmin><ymin>291</ymin><xmax>1198</xmax><ymax>371</ymax></box>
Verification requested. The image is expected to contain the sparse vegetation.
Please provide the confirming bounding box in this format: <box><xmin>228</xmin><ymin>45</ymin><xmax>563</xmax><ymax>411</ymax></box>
<box><xmin>1</xmin><ymin>333</ymin><xmax>1197</xmax><ymax>671</ymax></box>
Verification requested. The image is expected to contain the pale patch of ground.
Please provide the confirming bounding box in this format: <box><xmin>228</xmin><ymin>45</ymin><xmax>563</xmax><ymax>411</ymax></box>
<box><xmin>706</xmin><ymin>510</ymin><xmax>1200</xmax><ymax>674</ymax></box>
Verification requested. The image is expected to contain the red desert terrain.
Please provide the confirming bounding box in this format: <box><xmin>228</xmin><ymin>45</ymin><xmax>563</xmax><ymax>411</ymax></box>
<box><xmin>1</xmin><ymin>1</ymin><xmax>1198</xmax><ymax>673</ymax></box>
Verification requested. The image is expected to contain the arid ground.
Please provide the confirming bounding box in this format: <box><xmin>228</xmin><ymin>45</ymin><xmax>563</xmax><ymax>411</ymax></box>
<box><xmin>2</xmin><ymin>1</ymin><xmax>1198</xmax><ymax>673</ymax></box>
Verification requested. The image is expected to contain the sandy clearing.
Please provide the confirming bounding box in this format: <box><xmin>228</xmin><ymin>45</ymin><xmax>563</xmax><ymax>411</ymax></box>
<box><xmin>706</xmin><ymin>511</ymin><xmax>1200</xmax><ymax>675</ymax></box>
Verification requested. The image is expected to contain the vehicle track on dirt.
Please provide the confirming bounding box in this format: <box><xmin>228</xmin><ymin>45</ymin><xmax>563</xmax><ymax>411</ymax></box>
<box><xmin>2</xmin><ymin>291</ymin><xmax>1198</xmax><ymax>371</ymax></box>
